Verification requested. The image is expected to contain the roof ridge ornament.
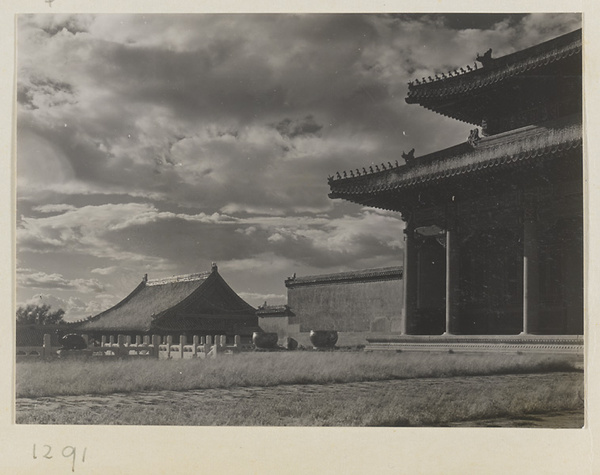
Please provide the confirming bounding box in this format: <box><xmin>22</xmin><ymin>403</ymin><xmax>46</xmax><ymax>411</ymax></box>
<box><xmin>328</xmin><ymin>159</ymin><xmax>403</xmax><ymax>183</ymax></box>
<box><xmin>476</xmin><ymin>48</ymin><xmax>493</xmax><ymax>67</ymax></box>
<box><xmin>468</xmin><ymin>128</ymin><xmax>481</xmax><ymax>147</ymax></box>
<box><xmin>146</xmin><ymin>272</ymin><xmax>211</xmax><ymax>286</ymax></box>
<box><xmin>402</xmin><ymin>148</ymin><xmax>416</xmax><ymax>165</ymax></box>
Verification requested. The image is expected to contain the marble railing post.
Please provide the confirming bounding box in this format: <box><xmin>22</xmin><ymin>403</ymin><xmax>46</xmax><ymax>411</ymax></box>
<box><xmin>193</xmin><ymin>335</ymin><xmax>199</xmax><ymax>357</ymax></box>
<box><xmin>117</xmin><ymin>334</ymin><xmax>126</xmax><ymax>357</ymax></box>
<box><xmin>151</xmin><ymin>335</ymin><xmax>160</xmax><ymax>357</ymax></box>
<box><xmin>166</xmin><ymin>335</ymin><xmax>173</xmax><ymax>358</ymax></box>
<box><xmin>42</xmin><ymin>333</ymin><xmax>52</xmax><ymax>359</ymax></box>
<box><xmin>180</xmin><ymin>335</ymin><xmax>186</xmax><ymax>359</ymax></box>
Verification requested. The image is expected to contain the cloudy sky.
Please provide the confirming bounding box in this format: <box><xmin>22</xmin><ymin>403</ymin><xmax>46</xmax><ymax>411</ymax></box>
<box><xmin>16</xmin><ymin>13</ymin><xmax>581</xmax><ymax>320</ymax></box>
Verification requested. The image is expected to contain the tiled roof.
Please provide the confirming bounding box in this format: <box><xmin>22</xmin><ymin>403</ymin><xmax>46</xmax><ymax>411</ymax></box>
<box><xmin>79</xmin><ymin>275</ymin><xmax>210</xmax><ymax>331</ymax></box>
<box><xmin>256</xmin><ymin>305</ymin><xmax>295</xmax><ymax>317</ymax></box>
<box><xmin>78</xmin><ymin>264</ymin><xmax>258</xmax><ymax>333</ymax></box>
<box><xmin>145</xmin><ymin>272</ymin><xmax>212</xmax><ymax>286</ymax></box>
<box><xmin>328</xmin><ymin>117</ymin><xmax>581</xmax><ymax>201</ymax></box>
<box><xmin>406</xmin><ymin>28</ymin><xmax>581</xmax><ymax>104</ymax></box>
<box><xmin>285</xmin><ymin>266</ymin><xmax>402</xmax><ymax>288</ymax></box>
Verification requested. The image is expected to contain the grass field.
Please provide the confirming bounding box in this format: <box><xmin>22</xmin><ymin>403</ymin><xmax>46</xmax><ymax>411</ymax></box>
<box><xmin>16</xmin><ymin>351</ymin><xmax>581</xmax><ymax>398</ymax></box>
<box><xmin>17</xmin><ymin>372</ymin><xmax>583</xmax><ymax>426</ymax></box>
<box><xmin>16</xmin><ymin>352</ymin><xmax>583</xmax><ymax>426</ymax></box>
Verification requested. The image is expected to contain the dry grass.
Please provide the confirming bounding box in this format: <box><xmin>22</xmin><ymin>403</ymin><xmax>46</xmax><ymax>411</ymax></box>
<box><xmin>16</xmin><ymin>351</ymin><xmax>580</xmax><ymax>398</ymax></box>
<box><xmin>17</xmin><ymin>372</ymin><xmax>583</xmax><ymax>426</ymax></box>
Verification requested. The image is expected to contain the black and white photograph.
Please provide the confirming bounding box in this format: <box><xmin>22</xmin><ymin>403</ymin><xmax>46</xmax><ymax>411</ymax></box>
<box><xmin>14</xmin><ymin>12</ymin><xmax>585</xmax><ymax>431</ymax></box>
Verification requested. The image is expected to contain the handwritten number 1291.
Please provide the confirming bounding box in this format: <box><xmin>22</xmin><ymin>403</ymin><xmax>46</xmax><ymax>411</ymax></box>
<box><xmin>33</xmin><ymin>444</ymin><xmax>86</xmax><ymax>472</ymax></box>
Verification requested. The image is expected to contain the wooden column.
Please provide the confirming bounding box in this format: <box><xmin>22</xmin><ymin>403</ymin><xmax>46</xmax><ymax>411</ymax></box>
<box><xmin>522</xmin><ymin>197</ymin><xmax>539</xmax><ymax>334</ymax></box>
<box><xmin>402</xmin><ymin>223</ymin><xmax>417</xmax><ymax>334</ymax></box>
<box><xmin>444</xmin><ymin>228</ymin><xmax>460</xmax><ymax>335</ymax></box>
<box><xmin>401</xmin><ymin>228</ymin><xmax>409</xmax><ymax>335</ymax></box>
<box><xmin>444</xmin><ymin>204</ymin><xmax>461</xmax><ymax>335</ymax></box>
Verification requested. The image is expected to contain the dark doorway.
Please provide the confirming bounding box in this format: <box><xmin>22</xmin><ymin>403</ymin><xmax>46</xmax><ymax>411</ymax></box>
<box><xmin>414</xmin><ymin>236</ymin><xmax>446</xmax><ymax>334</ymax></box>
<box><xmin>538</xmin><ymin>218</ymin><xmax>583</xmax><ymax>334</ymax></box>
<box><xmin>460</xmin><ymin>228</ymin><xmax>523</xmax><ymax>334</ymax></box>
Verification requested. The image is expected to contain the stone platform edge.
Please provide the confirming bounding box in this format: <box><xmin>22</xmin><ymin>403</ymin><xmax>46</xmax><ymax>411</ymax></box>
<box><xmin>365</xmin><ymin>335</ymin><xmax>583</xmax><ymax>354</ymax></box>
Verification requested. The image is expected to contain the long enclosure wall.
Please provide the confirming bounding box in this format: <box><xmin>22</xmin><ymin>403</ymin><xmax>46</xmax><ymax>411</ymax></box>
<box><xmin>286</xmin><ymin>268</ymin><xmax>403</xmax><ymax>332</ymax></box>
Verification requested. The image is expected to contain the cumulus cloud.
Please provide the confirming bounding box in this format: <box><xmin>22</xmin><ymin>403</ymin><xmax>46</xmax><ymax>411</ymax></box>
<box><xmin>17</xmin><ymin>269</ymin><xmax>106</xmax><ymax>293</ymax></box>
<box><xmin>90</xmin><ymin>266</ymin><xmax>119</xmax><ymax>275</ymax></box>
<box><xmin>18</xmin><ymin>13</ymin><xmax>579</xmax><ymax>213</ymax></box>
<box><xmin>219</xmin><ymin>253</ymin><xmax>297</xmax><ymax>273</ymax></box>
<box><xmin>18</xmin><ymin>292</ymin><xmax>117</xmax><ymax>322</ymax></box>
<box><xmin>17</xmin><ymin>202</ymin><xmax>237</xmax><ymax>262</ymax></box>
<box><xmin>222</xmin><ymin>209</ymin><xmax>404</xmax><ymax>268</ymax></box>
<box><xmin>32</xmin><ymin>204</ymin><xmax>77</xmax><ymax>214</ymax></box>
<box><xmin>238</xmin><ymin>292</ymin><xmax>287</xmax><ymax>307</ymax></box>
<box><xmin>16</xmin><ymin>13</ymin><xmax>580</xmax><ymax>313</ymax></box>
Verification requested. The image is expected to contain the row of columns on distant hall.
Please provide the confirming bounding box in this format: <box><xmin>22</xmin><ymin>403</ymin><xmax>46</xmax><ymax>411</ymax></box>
<box><xmin>400</xmin><ymin>198</ymin><xmax>539</xmax><ymax>335</ymax></box>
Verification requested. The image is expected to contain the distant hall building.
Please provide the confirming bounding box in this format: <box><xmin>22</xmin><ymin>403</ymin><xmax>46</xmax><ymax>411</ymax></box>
<box><xmin>328</xmin><ymin>29</ymin><xmax>583</xmax><ymax>342</ymax></box>
<box><xmin>256</xmin><ymin>304</ymin><xmax>299</xmax><ymax>342</ymax></box>
<box><xmin>78</xmin><ymin>264</ymin><xmax>258</xmax><ymax>337</ymax></box>
<box><xmin>285</xmin><ymin>267</ymin><xmax>403</xmax><ymax>332</ymax></box>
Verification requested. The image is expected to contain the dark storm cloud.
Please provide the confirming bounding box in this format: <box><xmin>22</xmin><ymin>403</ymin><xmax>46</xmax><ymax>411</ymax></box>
<box><xmin>19</xmin><ymin>13</ymin><xmax>580</xmax><ymax>209</ymax></box>
<box><xmin>17</xmin><ymin>77</ymin><xmax>76</xmax><ymax>111</ymax></box>
<box><xmin>390</xmin><ymin>13</ymin><xmax>530</xmax><ymax>31</ymax></box>
<box><xmin>16</xmin><ymin>84</ymin><xmax>37</xmax><ymax>110</ymax></box>
<box><xmin>42</xmin><ymin>20</ymin><xmax>90</xmax><ymax>36</ymax></box>
<box><xmin>274</xmin><ymin>115</ymin><xmax>323</xmax><ymax>139</ymax></box>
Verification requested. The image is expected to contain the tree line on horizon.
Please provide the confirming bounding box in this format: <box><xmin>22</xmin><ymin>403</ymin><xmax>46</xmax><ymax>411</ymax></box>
<box><xmin>16</xmin><ymin>303</ymin><xmax>66</xmax><ymax>325</ymax></box>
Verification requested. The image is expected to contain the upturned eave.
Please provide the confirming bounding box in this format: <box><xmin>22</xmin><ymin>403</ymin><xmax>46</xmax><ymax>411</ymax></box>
<box><xmin>405</xmin><ymin>29</ymin><xmax>581</xmax><ymax>106</ymax></box>
<box><xmin>328</xmin><ymin>118</ymin><xmax>582</xmax><ymax>207</ymax></box>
